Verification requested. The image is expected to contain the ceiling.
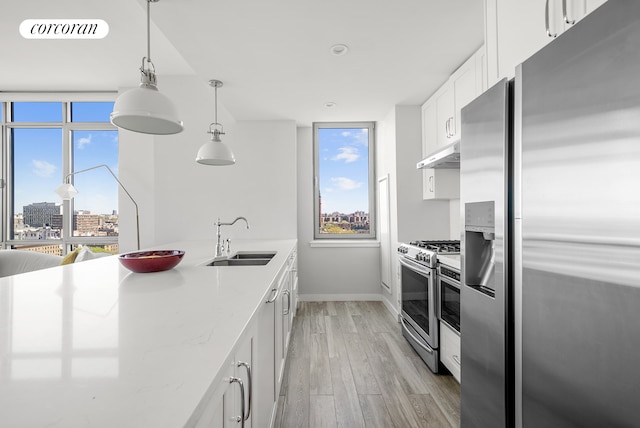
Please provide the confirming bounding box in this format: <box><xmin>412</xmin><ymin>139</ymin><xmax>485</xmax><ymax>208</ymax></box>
<box><xmin>0</xmin><ymin>0</ymin><xmax>484</xmax><ymax>126</ymax></box>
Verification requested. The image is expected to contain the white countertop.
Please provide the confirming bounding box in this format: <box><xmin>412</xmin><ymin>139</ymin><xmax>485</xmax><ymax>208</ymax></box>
<box><xmin>0</xmin><ymin>239</ymin><xmax>296</xmax><ymax>428</ymax></box>
<box><xmin>438</xmin><ymin>254</ymin><xmax>461</xmax><ymax>270</ymax></box>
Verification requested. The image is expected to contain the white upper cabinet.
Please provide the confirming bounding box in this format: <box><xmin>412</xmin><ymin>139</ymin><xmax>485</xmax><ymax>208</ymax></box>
<box><xmin>423</xmin><ymin>48</ymin><xmax>482</xmax><ymax>154</ymax></box>
<box><xmin>435</xmin><ymin>85</ymin><xmax>455</xmax><ymax>149</ymax></box>
<box><xmin>421</xmin><ymin>98</ymin><xmax>438</xmax><ymax>154</ymax></box>
<box><xmin>485</xmin><ymin>0</ymin><xmax>608</xmax><ymax>85</ymax></box>
<box><xmin>451</xmin><ymin>56</ymin><xmax>478</xmax><ymax>143</ymax></box>
<box><xmin>420</xmin><ymin>47</ymin><xmax>483</xmax><ymax>200</ymax></box>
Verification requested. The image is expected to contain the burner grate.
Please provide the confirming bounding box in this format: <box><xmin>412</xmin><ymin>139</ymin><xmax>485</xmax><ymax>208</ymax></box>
<box><xmin>409</xmin><ymin>240</ymin><xmax>460</xmax><ymax>253</ymax></box>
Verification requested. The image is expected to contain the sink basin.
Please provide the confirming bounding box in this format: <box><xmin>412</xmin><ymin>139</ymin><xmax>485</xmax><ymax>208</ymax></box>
<box><xmin>229</xmin><ymin>251</ymin><xmax>276</xmax><ymax>260</ymax></box>
<box><xmin>206</xmin><ymin>251</ymin><xmax>276</xmax><ymax>267</ymax></box>
<box><xmin>208</xmin><ymin>258</ymin><xmax>271</xmax><ymax>266</ymax></box>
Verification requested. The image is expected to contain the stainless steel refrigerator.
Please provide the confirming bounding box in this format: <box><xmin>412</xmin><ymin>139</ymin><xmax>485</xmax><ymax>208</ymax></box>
<box><xmin>460</xmin><ymin>1</ymin><xmax>640</xmax><ymax>427</ymax></box>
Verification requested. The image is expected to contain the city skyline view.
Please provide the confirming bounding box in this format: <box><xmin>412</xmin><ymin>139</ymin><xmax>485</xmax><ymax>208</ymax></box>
<box><xmin>12</xmin><ymin>102</ymin><xmax>119</xmax><ymax>217</ymax></box>
<box><xmin>317</xmin><ymin>127</ymin><xmax>370</xmax><ymax>215</ymax></box>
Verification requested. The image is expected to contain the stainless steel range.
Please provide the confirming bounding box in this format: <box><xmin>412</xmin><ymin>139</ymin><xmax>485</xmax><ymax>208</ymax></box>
<box><xmin>397</xmin><ymin>240</ymin><xmax>460</xmax><ymax>373</ymax></box>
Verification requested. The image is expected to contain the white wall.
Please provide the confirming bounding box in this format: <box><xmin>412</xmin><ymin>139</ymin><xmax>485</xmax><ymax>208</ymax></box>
<box><xmin>296</xmin><ymin>127</ymin><xmax>382</xmax><ymax>300</ymax></box>
<box><xmin>119</xmin><ymin>76</ymin><xmax>297</xmax><ymax>251</ymax></box>
<box><xmin>450</xmin><ymin>198</ymin><xmax>461</xmax><ymax>240</ymax></box>
<box><xmin>376</xmin><ymin>109</ymin><xmax>399</xmax><ymax>312</ymax></box>
<box><xmin>376</xmin><ymin>105</ymin><xmax>452</xmax><ymax>315</ymax></box>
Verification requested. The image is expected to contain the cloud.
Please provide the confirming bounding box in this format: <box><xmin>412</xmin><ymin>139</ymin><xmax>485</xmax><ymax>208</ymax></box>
<box><xmin>331</xmin><ymin>177</ymin><xmax>362</xmax><ymax>190</ymax></box>
<box><xmin>77</xmin><ymin>134</ymin><xmax>92</xmax><ymax>149</ymax></box>
<box><xmin>332</xmin><ymin>147</ymin><xmax>360</xmax><ymax>163</ymax></box>
<box><xmin>32</xmin><ymin>160</ymin><xmax>57</xmax><ymax>178</ymax></box>
<box><xmin>340</xmin><ymin>129</ymin><xmax>368</xmax><ymax>146</ymax></box>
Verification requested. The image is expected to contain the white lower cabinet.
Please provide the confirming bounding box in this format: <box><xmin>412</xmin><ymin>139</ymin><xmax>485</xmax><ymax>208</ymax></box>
<box><xmin>440</xmin><ymin>321</ymin><xmax>461</xmax><ymax>383</ymax></box>
<box><xmin>193</xmin><ymin>248</ymin><xmax>297</xmax><ymax>428</ymax></box>
<box><xmin>275</xmin><ymin>263</ymin><xmax>292</xmax><ymax>395</ymax></box>
<box><xmin>195</xmin><ymin>324</ymin><xmax>255</xmax><ymax>428</ymax></box>
<box><xmin>255</xmin><ymin>287</ymin><xmax>277</xmax><ymax>427</ymax></box>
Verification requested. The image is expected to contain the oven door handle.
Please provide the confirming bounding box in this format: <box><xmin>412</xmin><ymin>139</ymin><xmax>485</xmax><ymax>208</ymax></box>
<box><xmin>401</xmin><ymin>316</ymin><xmax>434</xmax><ymax>354</ymax></box>
<box><xmin>439</xmin><ymin>274</ymin><xmax>460</xmax><ymax>290</ymax></box>
<box><xmin>398</xmin><ymin>257</ymin><xmax>432</xmax><ymax>277</ymax></box>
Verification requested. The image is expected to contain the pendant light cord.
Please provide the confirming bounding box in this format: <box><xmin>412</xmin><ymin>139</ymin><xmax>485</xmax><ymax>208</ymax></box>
<box><xmin>208</xmin><ymin>80</ymin><xmax>225</xmax><ymax>139</ymax></box>
<box><xmin>140</xmin><ymin>0</ymin><xmax>157</xmax><ymax>86</ymax></box>
<box><xmin>214</xmin><ymin>84</ymin><xmax>218</xmax><ymax>124</ymax></box>
<box><xmin>146</xmin><ymin>0</ymin><xmax>152</xmax><ymax>66</ymax></box>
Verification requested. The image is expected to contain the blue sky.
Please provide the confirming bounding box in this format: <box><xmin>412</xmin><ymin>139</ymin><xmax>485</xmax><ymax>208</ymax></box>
<box><xmin>318</xmin><ymin>127</ymin><xmax>369</xmax><ymax>214</ymax></box>
<box><xmin>12</xmin><ymin>102</ymin><xmax>119</xmax><ymax>216</ymax></box>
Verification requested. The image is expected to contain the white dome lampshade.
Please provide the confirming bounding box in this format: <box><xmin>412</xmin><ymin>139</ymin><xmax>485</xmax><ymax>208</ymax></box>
<box><xmin>196</xmin><ymin>80</ymin><xmax>235</xmax><ymax>166</ymax></box>
<box><xmin>110</xmin><ymin>0</ymin><xmax>183</xmax><ymax>135</ymax></box>
<box><xmin>111</xmin><ymin>84</ymin><xmax>183</xmax><ymax>135</ymax></box>
<box><xmin>196</xmin><ymin>139</ymin><xmax>236</xmax><ymax>166</ymax></box>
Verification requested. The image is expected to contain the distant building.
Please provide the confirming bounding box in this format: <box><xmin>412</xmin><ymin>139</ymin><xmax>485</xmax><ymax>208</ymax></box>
<box><xmin>16</xmin><ymin>226</ymin><xmax>60</xmax><ymax>241</ymax></box>
<box><xmin>23</xmin><ymin>202</ymin><xmax>60</xmax><ymax>227</ymax></box>
<box><xmin>13</xmin><ymin>213</ymin><xmax>24</xmax><ymax>230</ymax></box>
<box><xmin>74</xmin><ymin>213</ymin><xmax>100</xmax><ymax>235</ymax></box>
<box><xmin>18</xmin><ymin>243</ymin><xmax>63</xmax><ymax>256</ymax></box>
<box><xmin>320</xmin><ymin>210</ymin><xmax>370</xmax><ymax>233</ymax></box>
<box><xmin>52</xmin><ymin>213</ymin><xmax>102</xmax><ymax>236</ymax></box>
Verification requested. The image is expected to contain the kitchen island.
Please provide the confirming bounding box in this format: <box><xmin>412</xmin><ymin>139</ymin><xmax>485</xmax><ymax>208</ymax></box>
<box><xmin>0</xmin><ymin>239</ymin><xmax>297</xmax><ymax>428</ymax></box>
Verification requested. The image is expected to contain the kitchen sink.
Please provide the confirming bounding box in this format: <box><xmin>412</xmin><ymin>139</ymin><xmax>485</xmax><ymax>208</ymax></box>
<box><xmin>205</xmin><ymin>251</ymin><xmax>276</xmax><ymax>267</ymax></box>
<box><xmin>208</xmin><ymin>258</ymin><xmax>271</xmax><ymax>266</ymax></box>
<box><xmin>228</xmin><ymin>251</ymin><xmax>276</xmax><ymax>260</ymax></box>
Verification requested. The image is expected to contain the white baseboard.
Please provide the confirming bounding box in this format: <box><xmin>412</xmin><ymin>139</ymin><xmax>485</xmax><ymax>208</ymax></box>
<box><xmin>380</xmin><ymin>296</ymin><xmax>400</xmax><ymax>321</ymax></box>
<box><xmin>298</xmin><ymin>293</ymin><xmax>400</xmax><ymax>323</ymax></box>
<box><xmin>298</xmin><ymin>293</ymin><xmax>383</xmax><ymax>302</ymax></box>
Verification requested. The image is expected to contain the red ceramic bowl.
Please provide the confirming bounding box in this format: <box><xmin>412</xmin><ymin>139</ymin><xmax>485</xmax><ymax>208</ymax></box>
<box><xmin>118</xmin><ymin>250</ymin><xmax>185</xmax><ymax>273</ymax></box>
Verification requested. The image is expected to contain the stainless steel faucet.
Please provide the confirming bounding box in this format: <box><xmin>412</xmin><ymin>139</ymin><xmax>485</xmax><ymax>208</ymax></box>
<box><xmin>214</xmin><ymin>217</ymin><xmax>250</xmax><ymax>258</ymax></box>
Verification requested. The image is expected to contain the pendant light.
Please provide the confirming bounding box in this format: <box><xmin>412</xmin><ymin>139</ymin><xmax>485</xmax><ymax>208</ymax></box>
<box><xmin>196</xmin><ymin>80</ymin><xmax>236</xmax><ymax>166</ymax></box>
<box><xmin>110</xmin><ymin>0</ymin><xmax>183</xmax><ymax>135</ymax></box>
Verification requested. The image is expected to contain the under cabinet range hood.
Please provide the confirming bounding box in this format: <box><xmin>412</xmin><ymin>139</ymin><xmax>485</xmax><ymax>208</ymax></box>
<box><xmin>417</xmin><ymin>141</ymin><xmax>460</xmax><ymax>169</ymax></box>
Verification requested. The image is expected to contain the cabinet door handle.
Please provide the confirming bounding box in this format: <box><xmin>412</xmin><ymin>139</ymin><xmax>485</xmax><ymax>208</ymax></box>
<box><xmin>428</xmin><ymin>175</ymin><xmax>434</xmax><ymax>193</ymax></box>
<box><xmin>228</xmin><ymin>377</ymin><xmax>246</xmax><ymax>428</ymax></box>
<box><xmin>237</xmin><ymin>361</ymin><xmax>252</xmax><ymax>421</ymax></box>
<box><xmin>266</xmin><ymin>287</ymin><xmax>279</xmax><ymax>304</ymax></box>
<box><xmin>546</xmin><ymin>0</ymin><xmax>558</xmax><ymax>37</ymax></box>
<box><xmin>452</xmin><ymin>355</ymin><xmax>461</xmax><ymax>366</ymax></box>
<box><xmin>562</xmin><ymin>0</ymin><xmax>575</xmax><ymax>24</ymax></box>
<box><xmin>283</xmin><ymin>289</ymin><xmax>291</xmax><ymax>315</ymax></box>
<box><xmin>448</xmin><ymin>116</ymin><xmax>455</xmax><ymax>137</ymax></box>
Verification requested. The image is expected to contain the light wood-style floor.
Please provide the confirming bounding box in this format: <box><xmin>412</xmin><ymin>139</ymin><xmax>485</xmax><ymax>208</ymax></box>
<box><xmin>274</xmin><ymin>301</ymin><xmax>460</xmax><ymax>428</ymax></box>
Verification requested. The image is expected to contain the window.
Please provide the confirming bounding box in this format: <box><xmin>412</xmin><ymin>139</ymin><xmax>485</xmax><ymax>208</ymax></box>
<box><xmin>313</xmin><ymin>122</ymin><xmax>375</xmax><ymax>239</ymax></box>
<box><xmin>1</xmin><ymin>100</ymin><xmax>119</xmax><ymax>255</ymax></box>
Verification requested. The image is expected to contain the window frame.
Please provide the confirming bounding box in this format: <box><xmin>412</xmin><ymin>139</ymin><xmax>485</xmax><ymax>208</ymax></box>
<box><xmin>1</xmin><ymin>96</ymin><xmax>118</xmax><ymax>254</ymax></box>
<box><xmin>312</xmin><ymin>121</ymin><xmax>376</xmax><ymax>240</ymax></box>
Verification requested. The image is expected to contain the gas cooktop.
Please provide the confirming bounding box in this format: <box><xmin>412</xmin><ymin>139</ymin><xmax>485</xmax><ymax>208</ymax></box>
<box><xmin>398</xmin><ymin>240</ymin><xmax>460</xmax><ymax>268</ymax></box>
<box><xmin>409</xmin><ymin>240</ymin><xmax>460</xmax><ymax>254</ymax></box>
